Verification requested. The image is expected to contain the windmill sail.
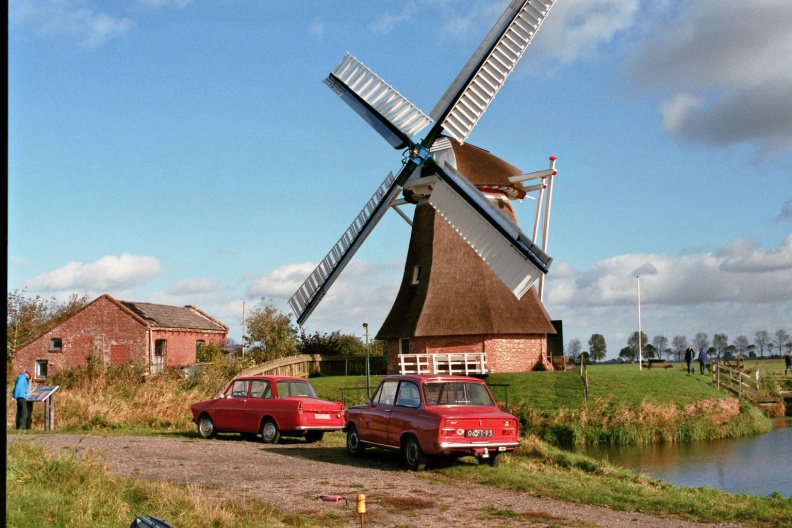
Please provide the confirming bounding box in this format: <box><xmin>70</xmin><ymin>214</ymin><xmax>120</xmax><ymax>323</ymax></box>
<box><xmin>288</xmin><ymin>172</ymin><xmax>402</xmax><ymax>325</ymax></box>
<box><xmin>428</xmin><ymin>162</ymin><xmax>551</xmax><ymax>299</ymax></box>
<box><xmin>430</xmin><ymin>0</ymin><xmax>556</xmax><ymax>144</ymax></box>
<box><xmin>325</xmin><ymin>54</ymin><xmax>432</xmax><ymax>149</ymax></box>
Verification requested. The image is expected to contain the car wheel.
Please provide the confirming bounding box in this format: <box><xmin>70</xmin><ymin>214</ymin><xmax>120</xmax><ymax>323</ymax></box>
<box><xmin>346</xmin><ymin>423</ymin><xmax>366</xmax><ymax>456</ymax></box>
<box><xmin>197</xmin><ymin>414</ymin><xmax>215</xmax><ymax>439</ymax></box>
<box><xmin>260</xmin><ymin>419</ymin><xmax>280</xmax><ymax>444</ymax></box>
<box><xmin>305</xmin><ymin>431</ymin><xmax>324</xmax><ymax>443</ymax></box>
<box><xmin>485</xmin><ymin>452</ymin><xmax>502</xmax><ymax>467</ymax></box>
<box><xmin>402</xmin><ymin>435</ymin><xmax>427</xmax><ymax>471</ymax></box>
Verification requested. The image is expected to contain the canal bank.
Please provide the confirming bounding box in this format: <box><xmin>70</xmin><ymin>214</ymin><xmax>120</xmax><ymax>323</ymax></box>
<box><xmin>573</xmin><ymin>417</ymin><xmax>792</xmax><ymax>497</ymax></box>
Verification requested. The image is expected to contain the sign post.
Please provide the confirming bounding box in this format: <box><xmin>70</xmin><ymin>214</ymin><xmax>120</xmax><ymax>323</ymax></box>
<box><xmin>26</xmin><ymin>385</ymin><xmax>60</xmax><ymax>430</ymax></box>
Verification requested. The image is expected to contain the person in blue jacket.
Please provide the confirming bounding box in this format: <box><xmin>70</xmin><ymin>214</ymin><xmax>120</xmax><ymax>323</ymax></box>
<box><xmin>13</xmin><ymin>370</ymin><xmax>31</xmax><ymax>429</ymax></box>
<box><xmin>698</xmin><ymin>348</ymin><xmax>708</xmax><ymax>375</ymax></box>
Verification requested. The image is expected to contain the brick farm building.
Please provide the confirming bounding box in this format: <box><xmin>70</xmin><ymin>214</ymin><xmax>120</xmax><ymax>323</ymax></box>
<box><xmin>11</xmin><ymin>294</ymin><xmax>228</xmax><ymax>381</ymax></box>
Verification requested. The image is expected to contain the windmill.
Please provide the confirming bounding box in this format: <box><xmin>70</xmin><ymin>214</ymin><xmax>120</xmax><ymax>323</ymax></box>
<box><xmin>289</xmin><ymin>0</ymin><xmax>559</xmax><ymax>372</ymax></box>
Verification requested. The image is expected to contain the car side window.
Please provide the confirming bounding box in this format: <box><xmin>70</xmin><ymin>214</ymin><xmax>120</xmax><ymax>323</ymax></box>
<box><xmin>395</xmin><ymin>381</ymin><xmax>421</xmax><ymax>408</ymax></box>
<box><xmin>251</xmin><ymin>380</ymin><xmax>271</xmax><ymax>398</ymax></box>
<box><xmin>229</xmin><ymin>380</ymin><xmax>250</xmax><ymax>398</ymax></box>
<box><xmin>374</xmin><ymin>380</ymin><xmax>399</xmax><ymax>405</ymax></box>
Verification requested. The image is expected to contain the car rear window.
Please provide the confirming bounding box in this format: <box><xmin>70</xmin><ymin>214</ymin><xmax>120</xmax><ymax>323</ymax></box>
<box><xmin>422</xmin><ymin>381</ymin><xmax>495</xmax><ymax>407</ymax></box>
<box><xmin>275</xmin><ymin>379</ymin><xmax>317</xmax><ymax>398</ymax></box>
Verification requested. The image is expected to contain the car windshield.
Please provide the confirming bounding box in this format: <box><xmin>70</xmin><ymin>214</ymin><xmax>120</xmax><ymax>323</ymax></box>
<box><xmin>275</xmin><ymin>379</ymin><xmax>318</xmax><ymax>398</ymax></box>
<box><xmin>422</xmin><ymin>381</ymin><xmax>496</xmax><ymax>407</ymax></box>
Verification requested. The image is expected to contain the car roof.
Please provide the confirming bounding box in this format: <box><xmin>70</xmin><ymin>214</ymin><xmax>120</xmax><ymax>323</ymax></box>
<box><xmin>382</xmin><ymin>374</ymin><xmax>486</xmax><ymax>383</ymax></box>
<box><xmin>232</xmin><ymin>375</ymin><xmax>310</xmax><ymax>382</ymax></box>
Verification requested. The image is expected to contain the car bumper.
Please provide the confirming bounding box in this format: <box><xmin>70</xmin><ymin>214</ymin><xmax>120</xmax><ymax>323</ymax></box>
<box><xmin>435</xmin><ymin>440</ymin><xmax>520</xmax><ymax>450</ymax></box>
<box><xmin>294</xmin><ymin>425</ymin><xmax>345</xmax><ymax>432</ymax></box>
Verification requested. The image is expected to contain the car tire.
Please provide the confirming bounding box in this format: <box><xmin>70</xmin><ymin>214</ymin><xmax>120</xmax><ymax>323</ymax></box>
<box><xmin>346</xmin><ymin>423</ymin><xmax>366</xmax><ymax>456</ymax></box>
<box><xmin>402</xmin><ymin>435</ymin><xmax>427</xmax><ymax>471</ymax></box>
<box><xmin>304</xmin><ymin>431</ymin><xmax>324</xmax><ymax>443</ymax></box>
<box><xmin>260</xmin><ymin>419</ymin><xmax>280</xmax><ymax>444</ymax></box>
<box><xmin>485</xmin><ymin>452</ymin><xmax>502</xmax><ymax>468</ymax></box>
<box><xmin>197</xmin><ymin>414</ymin><xmax>215</xmax><ymax>439</ymax></box>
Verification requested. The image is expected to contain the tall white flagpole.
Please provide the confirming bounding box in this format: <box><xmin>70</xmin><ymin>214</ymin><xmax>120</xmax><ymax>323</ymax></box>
<box><xmin>637</xmin><ymin>276</ymin><xmax>642</xmax><ymax>370</ymax></box>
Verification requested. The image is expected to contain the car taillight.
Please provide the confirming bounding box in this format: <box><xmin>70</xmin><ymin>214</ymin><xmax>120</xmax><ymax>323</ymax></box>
<box><xmin>440</xmin><ymin>428</ymin><xmax>464</xmax><ymax>437</ymax></box>
<box><xmin>502</xmin><ymin>428</ymin><xmax>516</xmax><ymax>435</ymax></box>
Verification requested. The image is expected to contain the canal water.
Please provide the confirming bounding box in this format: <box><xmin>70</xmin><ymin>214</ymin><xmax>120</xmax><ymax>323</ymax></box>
<box><xmin>573</xmin><ymin>418</ymin><xmax>792</xmax><ymax>497</ymax></box>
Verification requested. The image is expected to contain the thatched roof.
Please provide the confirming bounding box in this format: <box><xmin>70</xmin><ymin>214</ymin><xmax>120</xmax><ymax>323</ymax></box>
<box><xmin>376</xmin><ymin>203</ymin><xmax>555</xmax><ymax>339</ymax></box>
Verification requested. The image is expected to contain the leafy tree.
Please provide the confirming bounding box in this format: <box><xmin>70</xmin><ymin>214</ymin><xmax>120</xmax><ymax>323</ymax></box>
<box><xmin>243</xmin><ymin>301</ymin><xmax>298</xmax><ymax>364</ymax></box>
<box><xmin>627</xmin><ymin>331</ymin><xmax>649</xmax><ymax>360</ymax></box>
<box><xmin>712</xmin><ymin>333</ymin><xmax>729</xmax><ymax>359</ymax></box>
<box><xmin>692</xmin><ymin>332</ymin><xmax>709</xmax><ymax>353</ymax></box>
<box><xmin>733</xmin><ymin>335</ymin><xmax>750</xmax><ymax>356</ymax></box>
<box><xmin>196</xmin><ymin>342</ymin><xmax>225</xmax><ymax>363</ymax></box>
<box><xmin>618</xmin><ymin>346</ymin><xmax>635</xmax><ymax>362</ymax></box>
<box><xmin>567</xmin><ymin>338</ymin><xmax>583</xmax><ymax>362</ymax></box>
<box><xmin>587</xmin><ymin>334</ymin><xmax>607</xmax><ymax>362</ymax></box>
<box><xmin>652</xmin><ymin>335</ymin><xmax>669</xmax><ymax>360</ymax></box>
<box><xmin>7</xmin><ymin>289</ymin><xmax>89</xmax><ymax>359</ymax></box>
<box><xmin>298</xmin><ymin>331</ymin><xmax>365</xmax><ymax>356</ymax></box>
<box><xmin>774</xmin><ymin>329</ymin><xmax>790</xmax><ymax>357</ymax></box>
<box><xmin>642</xmin><ymin>343</ymin><xmax>657</xmax><ymax>360</ymax></box>
<box><xmin>671</xmin><ymin>335</ymin><xmax>688</xmax><ymax>361</ymax></box>
<box><xmin>754</xmin><ymin>330</ymin><xmax>770</xmax><ymax>357</ymax></box>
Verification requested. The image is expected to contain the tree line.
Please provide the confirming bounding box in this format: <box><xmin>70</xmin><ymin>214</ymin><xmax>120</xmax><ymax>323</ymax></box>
<box><xmin>566</xmin><ymin>329</ymin><xmax>791</xmax><ymax>363</ymax></box>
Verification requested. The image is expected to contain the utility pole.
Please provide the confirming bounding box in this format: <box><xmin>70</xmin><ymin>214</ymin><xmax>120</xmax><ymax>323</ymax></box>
<box><xmin>363</xmin><ymin>323</ymin><xmax>371</xmax><ymax>398</ymax></box>
<box><xmin>637</xmin><ymin>276</ymin><xmax>643</xmax><ymax>370</ymax></box>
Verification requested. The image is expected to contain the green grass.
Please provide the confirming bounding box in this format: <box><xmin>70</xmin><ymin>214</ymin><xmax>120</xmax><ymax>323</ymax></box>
<box><xmin>6</xmin><ymin>439</ymin><xmax>343</xmax><ymax>528</ymax></box>
<box><xmin>443</xmin><ymin>438</ymin><xmax>792</xmax><ymax>527</ymax></box>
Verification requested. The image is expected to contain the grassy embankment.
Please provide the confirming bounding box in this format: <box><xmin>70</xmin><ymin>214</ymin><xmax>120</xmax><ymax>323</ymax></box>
<box><xmin>6</xmin><ymin>359</ymin><xmax>790</xmax><ymax>527</ymax></box>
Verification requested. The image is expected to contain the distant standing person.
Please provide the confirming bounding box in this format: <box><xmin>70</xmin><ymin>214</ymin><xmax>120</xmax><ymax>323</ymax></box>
<box><xmin>13</xmin><ymin>370</ymin><xmax>31</xmax><ymax>429</ymax></box>
<box><xmin>785</xmin><ymin>352</ymin><xmax>791</xmax><ymax>376</ymax></box>
<box><xmin>698</xmin><ymin>348</ymin><xmax>708</xmax><ymax>375</ymax></box>
<box><xmin>684</xmin><ymin>345</ymin><xmax>695</xmax><ymax>374</ymax></box>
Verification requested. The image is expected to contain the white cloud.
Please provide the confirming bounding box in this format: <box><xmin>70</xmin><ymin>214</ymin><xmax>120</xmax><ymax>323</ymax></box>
<box><xmin>26</xmin><ymin>253</ymin><xmax>163</xmax><ymax>292</ymax></box>
<box><xmin>543</xmin><ymin>235</ymin><xmax>792</xmax><ymax>354</ymax></box>
<box><xmin>626</xmin><ymin>0</ymin><xmax>792</xmax><ymax>153</ymax></box>
<box><xmin>369</xmin><ymin>3</ymin><xmax>418</xmax><ymax>35</ymax></box>
<box><xmin>166</xmin><ymin>277</ymin><xmax>219</xmax><ymax>296</ymax></box>
<box><xmin>10</xmin><ymin>0</ymin><xmax>136</xmax><ymax>47</ymax></box>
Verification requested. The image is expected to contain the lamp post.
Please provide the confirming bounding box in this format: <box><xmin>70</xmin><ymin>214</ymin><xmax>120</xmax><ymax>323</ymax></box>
<box><xmin>363</xmin><ymin>323</ymin><xmax>370</xmax><ymax>398</ymax></box>
<box><xmin>637</xmin><ymin>276</ymin><xmax>643</xmax><ymax>370</ymax></box>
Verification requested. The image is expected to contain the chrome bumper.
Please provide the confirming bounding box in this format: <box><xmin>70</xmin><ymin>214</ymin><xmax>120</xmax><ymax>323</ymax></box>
<box><xmin>435</xmin><ymin>440</ymin><xmax>521</xmax><ymax>450</ymax></box>
<box><xmin>295</xmin><ymin>425</ymin><xmax>344</xmax><ymax>431</ymax></box>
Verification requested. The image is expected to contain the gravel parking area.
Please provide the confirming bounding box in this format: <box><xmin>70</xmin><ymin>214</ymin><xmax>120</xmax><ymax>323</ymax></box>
<box><xmin>13</xmin><ymin>433</ymin><xmax>743</xmax><ymax>528</ymax></box>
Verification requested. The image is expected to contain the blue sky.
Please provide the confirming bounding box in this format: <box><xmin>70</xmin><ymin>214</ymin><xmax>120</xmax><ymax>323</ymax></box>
<box><xmin>8</xmin><ymin>0</ymin><xmax>792</xmax><ymax>357</ymax></box>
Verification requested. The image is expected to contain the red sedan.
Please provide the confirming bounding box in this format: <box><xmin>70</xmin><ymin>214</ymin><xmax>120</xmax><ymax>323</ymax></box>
<box><xmin>344</xmin><ymin>374</ymin><xmax>520</xmax><ymax>470</ymax></box>
<box><xmin>191</xmin><ymin>375</ymin><xmax>344</xmax><ymax>443</ymax></box>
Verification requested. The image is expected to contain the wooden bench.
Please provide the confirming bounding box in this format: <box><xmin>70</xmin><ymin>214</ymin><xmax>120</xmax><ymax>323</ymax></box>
<box><xmin>641</xmin><ymin>359</ymin><xmax>671</xmax><ymax>369</ymax></box>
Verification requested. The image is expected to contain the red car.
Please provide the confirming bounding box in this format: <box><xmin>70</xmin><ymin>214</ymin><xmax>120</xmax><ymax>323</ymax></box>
<box><xmin>344</xmin><ymin>374</ymin><xmax>520</xmax><ymax>470</ymax></box>
<box><xmin>191</xmin><ymin>375</ymin><xmax>344</xmax><ymax>443</ymax></box>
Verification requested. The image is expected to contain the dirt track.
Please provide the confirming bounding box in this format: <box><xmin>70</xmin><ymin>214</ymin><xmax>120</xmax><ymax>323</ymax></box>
<box><xmin>14</xmin><ymin>433</ymin><xmax>743</xmax><ymax>528</ymax></box>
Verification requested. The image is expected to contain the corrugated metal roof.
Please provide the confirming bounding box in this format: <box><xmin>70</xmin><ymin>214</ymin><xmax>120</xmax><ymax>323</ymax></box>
<box><xmin>120</xmin><ymin>301</ymin><xmax>226</xmax><ymax>332</ymax></box>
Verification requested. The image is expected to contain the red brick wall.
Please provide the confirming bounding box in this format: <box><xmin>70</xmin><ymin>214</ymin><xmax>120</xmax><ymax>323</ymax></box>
<box><xmin>11</xmin><ymin>296</ymin><xmax>148</xmax><ymax>380</ymax></box>
<box><xmin>11</xmin><ymin>296</ymin><xmax>228</xmax><ymax>379</ymax></box>
<box><xmin>385</xmin><ymin>334</ymin><xmax>550</xmax><ymax>374</ymax></box>
<box><xmin>150</xmin><ymin>329</ymin><xmax>226</xmax><ymax>367</ymax></box>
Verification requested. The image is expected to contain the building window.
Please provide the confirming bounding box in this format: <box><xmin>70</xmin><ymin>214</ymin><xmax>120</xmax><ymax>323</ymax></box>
<box><xmin>399</xmin><ymin>338</ymin><xmax>410</xmax><ymax>355</ymax></box>
<box><xmin>50</xmin><ymin>338</ymin><xmax>62</xmax><ymax>352</ymax></box>
<box><xmin>196</xmin><ymin>340</ymin><xmax>205</xmax><ymax>352</ymax></box>
<box><xmin>35</xmin><ymin>360</ymin><xmax>48</xmax><ymax>379</ymax></box>
<box><xmin>153</xmin><ymin>339</ymin><xmax>166</xmax><ymax>374</ymax></box>
<box><xmin>411</xmin><ymin>265</ymin><xmax>422</xmax><ymax>285</ymax></box>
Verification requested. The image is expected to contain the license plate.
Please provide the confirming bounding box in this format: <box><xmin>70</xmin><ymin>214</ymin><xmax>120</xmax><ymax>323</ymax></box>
<box><xmin>465</xmin><ymin>429</ymin><xmax>493</xmax><ymax>437</ymax></box>
<box><xmin>314</xmin><ymin>414</ymin><xmax>331</xmax><ymax>420</ymax></box>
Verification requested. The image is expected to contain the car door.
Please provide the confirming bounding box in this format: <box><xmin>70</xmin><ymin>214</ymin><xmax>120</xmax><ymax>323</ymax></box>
<box><xmin>361</xmin><ymin>379</ymin><xmax>398</xmax><ymax>446</ymax></box>
<box><xmin>387</xmin><ymin>380</ymin><xmax>422</xmax><ymax>447</ymax></box>
<box><xmin>213</xmin><ymin>379</ymin><xmax>250</xmax><ymax>432</ymax></box>
<box><xmin>242</xmin><ymin>379</ymin><xmax>272</xmax><ymax>432</ymax></box>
